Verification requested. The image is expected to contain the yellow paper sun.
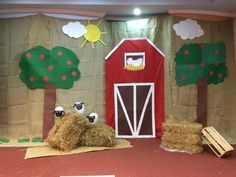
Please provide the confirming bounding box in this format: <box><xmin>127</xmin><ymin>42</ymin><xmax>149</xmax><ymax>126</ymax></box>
<box><xmin>81</xmin><ymin>19</ymin><xmax>106</xmax><ymax>49</ymax></box>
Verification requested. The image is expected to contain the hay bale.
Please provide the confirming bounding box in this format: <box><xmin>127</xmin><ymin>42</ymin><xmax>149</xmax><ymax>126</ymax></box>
<box><xmin>79</xmin><ymin>124</ymin><xmax>115</xmax><ymax>147</ymax></box>
<box><xmin>163</xmin><ymin>121</ymin><xmax>202</xmax><ymax>134</ymax></box>
<box><xmin>162</xmin><ymin>132</ymin><xmax>202</xmax><ymax>145</ymax></box>
<box><xmin>47</xmin><ymin>111</ymin><xmax>89</xmax><ymax>151</ymax></box>
<box><xmin>47</xmin><ymin>111</ymin><xmax>116</xmax><ymax>151</ymax></box>
<box><xmin>161</xmin><ymin>141</ymin><xmax>203</xmax><ymax>154</ymax></box>
<box><xmin>47</xmin><ymin>119</ymin><xmax>64</xmax><ymax>150</ymax></box>
<box><xmin>161</xmin><ymin>121</ymin><xmax>203</xmax><ymax>154</ymax></box>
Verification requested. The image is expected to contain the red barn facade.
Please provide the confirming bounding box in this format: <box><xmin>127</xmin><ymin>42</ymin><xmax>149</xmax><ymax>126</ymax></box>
<box><xmin>105</xmin><ymin>38</ymin><xmax>164</xmax><ymax>138</ymax></box>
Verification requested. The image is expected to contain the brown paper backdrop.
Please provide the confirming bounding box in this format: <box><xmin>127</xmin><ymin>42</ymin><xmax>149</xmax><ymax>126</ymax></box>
<box><xmin>170</xmin><ymin>17</ymin><xmax>236</xmax><ymax>142</ymax></box>
<box><xmin>0</xmin><ymin>15</ymin><xmax>235</xmax><ymax>142</ymax></box>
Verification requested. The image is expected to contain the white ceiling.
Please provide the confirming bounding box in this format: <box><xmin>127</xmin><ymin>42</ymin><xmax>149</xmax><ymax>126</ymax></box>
<box><xmin>0</xmin><ymin>0</ymin><xmax>236</xmax><ymax>17</ymax></box>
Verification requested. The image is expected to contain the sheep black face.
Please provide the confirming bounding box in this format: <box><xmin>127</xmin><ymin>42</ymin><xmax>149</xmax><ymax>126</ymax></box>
<box><xmin>53</xmin><ymin>106</ymin><xmax>65</xmax><ymax>119</ymax></box>
<box><xmin>86</xmin><ymin>112</ymin><xmax>98</xmax><ymax>124</ymax></box>
<box><xmin>73</xmin><ymin>101</ymin><xmax>85</xmax><ymax>114</ymax></box>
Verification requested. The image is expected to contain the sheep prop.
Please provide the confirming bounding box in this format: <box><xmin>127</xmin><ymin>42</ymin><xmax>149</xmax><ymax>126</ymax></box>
<box><xmin>87</xmin><ymin>112</ymin><xmax>98</xmax><ymax>124</ymax></box>
<box><xmin>53</xmin><ymin>106</ymin><xmax>65</xmax><ymax>119</ymax></box>
<box><xmin>73</xmin><ymin>101</ymin><xmax>85</xmax><ymax>114</ymax></box>
<box><xmin>47</xmin><ymin>110</ymin><xmax>115</xmax><ymax>151</ymax></box>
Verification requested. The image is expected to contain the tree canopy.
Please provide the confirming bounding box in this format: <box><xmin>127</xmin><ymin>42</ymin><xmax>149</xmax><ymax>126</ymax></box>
<box><xmin>175</xmin><ymin>43</ymin><xmax>227</xmax><ymax>86</ymax></box>
<box><xmin>19</xmin><ymin>46</ymin><xmax>80</xmax><ymax>89</ymax></box>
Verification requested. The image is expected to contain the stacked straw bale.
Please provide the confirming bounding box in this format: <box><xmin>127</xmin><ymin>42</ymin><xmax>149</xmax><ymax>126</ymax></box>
<box><xmin>79</xmin><ymin>124</ymin><xmax>115</xmax><ymax>147</ymax></box>
<box><xmin>161</xmin><ymin>121</ymin><xmax>203</xmax><ymax>154</ymax></box>
<box><xmin>47</xmin><ymin>111</ymin><xmax>115</xmax><ymax>151</ymax></box>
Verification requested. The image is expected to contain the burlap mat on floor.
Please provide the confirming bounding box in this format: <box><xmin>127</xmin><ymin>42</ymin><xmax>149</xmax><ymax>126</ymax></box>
<box><xmin>25</xmin><ymin>139</ymin><xmax>132</xmax><ymax>159</ymax></box>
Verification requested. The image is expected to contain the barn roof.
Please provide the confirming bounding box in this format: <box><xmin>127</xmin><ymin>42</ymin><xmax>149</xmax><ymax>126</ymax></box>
<box><xmin>105</xmin><ymin>37</ymin><xmax>165</xmax><ymax>60</ymax></box>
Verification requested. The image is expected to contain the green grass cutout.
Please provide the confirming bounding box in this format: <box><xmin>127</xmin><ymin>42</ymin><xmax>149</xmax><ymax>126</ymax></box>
<box><xmin>0</xmin><ymin>138</ymin><xmax>10</xmax><ymax>143</ymax></box>
<box><xmin>18</xmin><ymin>138</ymin><xmax>30</xmax><ymax>143</ymax></box>
<box><xmin>31</xmin><ymin>137</ymin><xmax>43</xmax><ymax>143</ymax></box>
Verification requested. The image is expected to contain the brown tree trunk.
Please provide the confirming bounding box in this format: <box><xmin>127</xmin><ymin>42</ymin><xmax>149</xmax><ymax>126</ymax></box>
<box><xmin>197</xmin><ymin>77</ymin><xmax>207</xmax><ymax>127</ymax></box>
<box><xmin>42</xmin><ymin>84</ymin><xmax>56</xmax><ymax>139</ymax></box>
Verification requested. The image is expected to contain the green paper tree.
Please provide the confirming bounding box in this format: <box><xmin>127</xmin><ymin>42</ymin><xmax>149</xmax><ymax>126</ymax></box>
<box><xmin>19</xmin><ymin>46</ymin><xmax>80</xmax><ymax>138</ymax></box>
<box><xmin>175</xmin><ymin>43</ymin><xmax>227</xmax><ymax>126</ymax></box>
<box><xmin>176</xmin><ymin>43</ymin><xmax>227</xmax><ymax>86</ymax></box>
<box><xmin>20</xmin><ymin>46</ymin><xmax>80</xmax><ymax>89</ymax></box>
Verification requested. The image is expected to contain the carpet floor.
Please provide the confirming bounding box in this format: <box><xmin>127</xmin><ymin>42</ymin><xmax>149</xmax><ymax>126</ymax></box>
<box><xmin>0</xmin><ymin>139</ymin><xmax>235</xmax><ymax>177</ymax></box>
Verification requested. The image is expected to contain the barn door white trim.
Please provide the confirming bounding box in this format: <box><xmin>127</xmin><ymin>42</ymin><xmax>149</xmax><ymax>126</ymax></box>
<box><xmin>114</xmin><ymin>83</ymin><xmax>155</xmax><ymax>138</ymax></box>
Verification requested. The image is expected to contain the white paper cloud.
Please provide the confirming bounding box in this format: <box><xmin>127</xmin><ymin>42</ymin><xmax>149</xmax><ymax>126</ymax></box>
<box><xmin>173</xmin><ymin>19</ymin><xmax>204</xmax><ymax>40</ymax></box>
<box><xmin>62</xmin><ymin>22</ymin><xmax>87</xmax><ymax>38</ymax></box>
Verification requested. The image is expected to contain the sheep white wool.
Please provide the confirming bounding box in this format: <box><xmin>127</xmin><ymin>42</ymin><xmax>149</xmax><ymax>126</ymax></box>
<box><xmin>53</xmin><ymin>106</ymin><xmax>65</xmax><ymax>119</ymax></box>
<box><xmin>73</xmin><ymin>101</ymin><xmax>85</xmax><ymax>114</ymax></box>
<box><xmin>87</xmin><ymin>112</ymin><xmax>98</xmax><ymax>124</ymax></box>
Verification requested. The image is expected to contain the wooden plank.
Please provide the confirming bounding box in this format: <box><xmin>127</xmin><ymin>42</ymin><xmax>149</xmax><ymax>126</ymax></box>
<box><xmin>201</xmin><ymin>136</ymin><xmax>222</xmax><ymax>157</ymax></box>
<box><xmin>202</xmin><ymin>129</ymin><xmax>225</xmax><ymax>155</ymax></box>
<box><xmin>204</xmin><ymin>128</ymin><xmax>227</xmax><ymax>151</ymax></box>
<box><xmin>205</xmin><ymin>127</ymin><xmax>234</xmax><ymax>151</ymax></box>
<box><xmin>202</xmin><ymin>127</ymin><xmax>234</xmax><ymax>157</ymax></box>
<box><xmin>0</xmin><ymin>7</ymin><xmax>105</xmax><ymax>18</ymax></box>
<box><xmin>209</xmin><ymin>127</ymin><xmax>234</xmax><ymax>150</ymax></box>
<box><xmin>168</xmin><ymin>9</ymin><xmax>233</xmax><ymax>22</ymax></box>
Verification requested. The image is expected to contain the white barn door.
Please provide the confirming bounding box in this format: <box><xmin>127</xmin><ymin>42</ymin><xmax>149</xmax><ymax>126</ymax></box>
<box><xmin>114</xmin><ymin>83</ymin><xmax>155</xmax><ymax>138</ymax></box>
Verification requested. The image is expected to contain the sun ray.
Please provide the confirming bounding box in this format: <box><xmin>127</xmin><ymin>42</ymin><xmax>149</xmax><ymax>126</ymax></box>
<box><xmin>92</xmin><ymin>42</ymin><xmax>95</xmax><ymax>49</ymax></box>
<box><xmin>81</xmin><ymin>40</ymin><xmax>88</xmax><ymax>48</ymax></box>
<box><xmin>99</xmin><ymin>39</ymin><xmax>107</xmax><ymax>46</ymax></box>
<box><xmin>96</xmin><ymin>18</ymin><xmax>103</xmax><ymax>26</ymax></box>
<box><xmin>101</xmin><ymin>32</ymin><xmax>106</xmax><ymax>34</ymax></box>
<box><xmin>87</xmin><ymin>19</ymin><xmax>90</xmax><ymax>25</ymax></box>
